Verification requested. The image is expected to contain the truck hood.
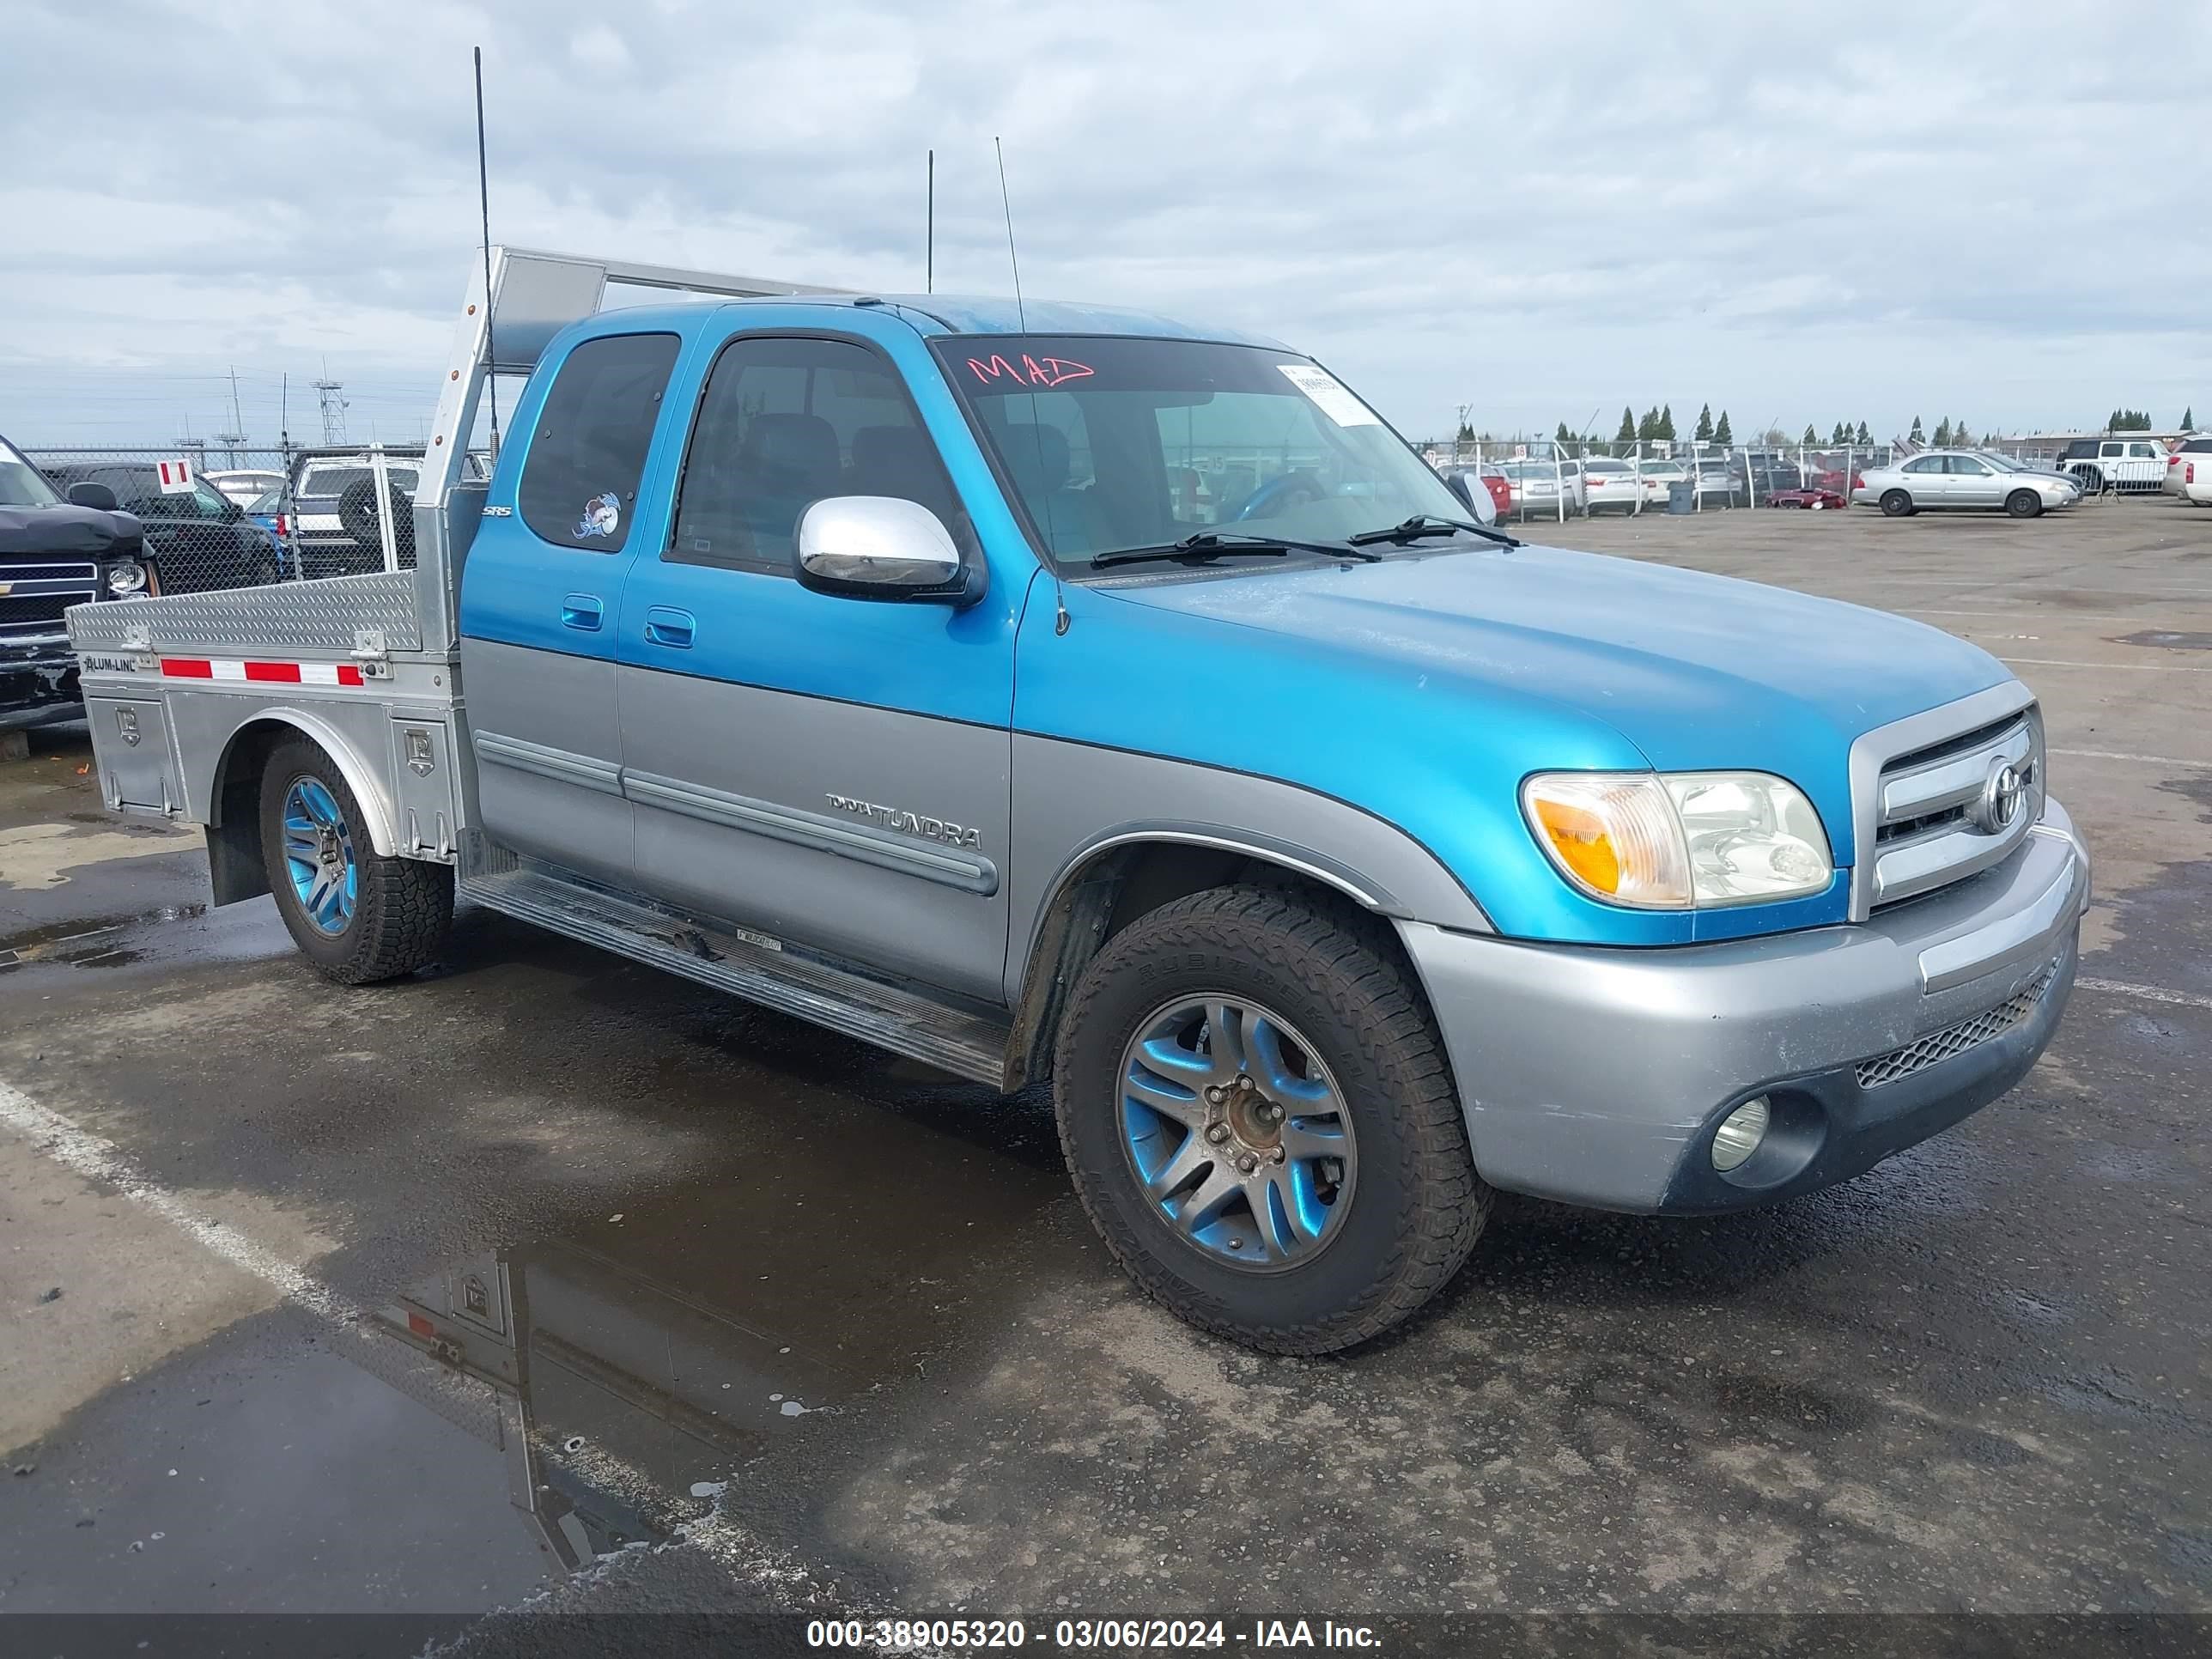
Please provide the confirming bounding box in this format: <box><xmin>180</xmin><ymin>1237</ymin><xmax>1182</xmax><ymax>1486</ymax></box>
<box><xmin>1105</xmin><ymin>539</ymin><xmax>2011</xmax><ymax>774</ymax></box>
<box><xmin>0</xmin><ymin>502</ymin><xmax>143</xmax><ymax>558</ymax></box>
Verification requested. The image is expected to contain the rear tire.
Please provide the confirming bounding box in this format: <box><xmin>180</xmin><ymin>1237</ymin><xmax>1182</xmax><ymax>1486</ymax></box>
<box><xmin>2006</xmin><ymin>489</ymin><xmax>2042</xmax><ymax>520</ymax></box>
<box><xmin>258</xmin><ymin>737</ymin><xmax>453</xmax><ymax>984</ymax></box>
<box><xmin>1881</xmin><ymin>489</ymin><xmax>1914</xmax><ymax>517</ymax></box>
<box><xmin>1054</xmin><ymin>886</ymin><xmax>1490</xmax><ymax>1354</ymax></box>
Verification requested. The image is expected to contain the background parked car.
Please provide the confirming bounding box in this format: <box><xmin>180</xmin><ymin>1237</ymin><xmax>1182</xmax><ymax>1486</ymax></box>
<box><xmin>2163</xmin><ymin>436</ymin><xmax>2212</xmax><ymax>497</ymax></box>
<box><xmin>3</xmin><ymin>433</ymin><xmax>149</xmax><ymax>735</ymax></box>
<box><xmin>1689</xmin><ymin>456</ymin><xmax>1741</xmax><ymax>507</ymax></box>
<box><xmin>1636</xmin><ymin>459</ymin><xmax>1687</xmax><ymax>508</ymax></box>
<box><xmin>203</xmin><ymin>467</ymin><xmax>285</xmax><ymax>509</ymax></box>
<box><xmin>1578</xmin><ymin>457</ymin><xmax>1642</xmax><ymax>515</ymax></box>
<box><xmin>1853</xmin><ymin>449</ymin><xmax>2079</xmax><ymax>518</ymax></box>
<box><xmin>39</xmin><ymin>461</ymin><xmax>279</xmax><ymax>592</ymax></box>
<box><xmin>1764</xmin><ymin>483</ymin><xmax>1848</xmax><ymax>509</ymax></box>
<box><xmin>1498</xmin><ymin>458</ymin><xmax>1570</xmax><ymax>519</ymax></box>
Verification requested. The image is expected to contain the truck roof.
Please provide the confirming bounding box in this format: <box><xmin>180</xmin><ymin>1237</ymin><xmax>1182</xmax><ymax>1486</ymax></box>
<box><xmin>589</xmin><ymin>294</ymin><xmax>1287</xmax><ymax>349</ymax></box>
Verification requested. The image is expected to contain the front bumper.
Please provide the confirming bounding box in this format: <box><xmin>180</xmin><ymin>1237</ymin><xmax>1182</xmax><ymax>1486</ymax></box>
<box><xmin>2</xmin><ymin>639</ymin><xmax>83</xmax><ymax>730</ymax></box>
<box><xmin>1401</xmin><ymin>796</ymin><xmax>2090</xmax><ymax>1213</ymax></box>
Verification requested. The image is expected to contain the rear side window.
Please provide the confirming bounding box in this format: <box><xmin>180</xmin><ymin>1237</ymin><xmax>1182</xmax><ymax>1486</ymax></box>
<box><xmin>517</xmin><ymin>332</ymin><xmax>680</xmax><ymax>552</ymax></box>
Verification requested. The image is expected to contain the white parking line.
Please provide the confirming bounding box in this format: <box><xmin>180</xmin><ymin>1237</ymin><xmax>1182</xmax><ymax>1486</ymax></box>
<box><xmin>2001</xmin><ymin>657</ymin><xmax>2212</xmax><ymax>673</ymax></box>
<box><xmin>0</xmin><ymin>1079</ymin><xmax>356</xmax><ymax>1323</ymax></box>
<box><xmin>2078</xmin><ymin>977</ymin><xmax>2212</xmax><ymax>1014</ymax></box>
<box><xmin>0</xmin><ymin>1077</ymin><xmax>900</xmax><ymax>1644</ymax></box>
<box><xmin>2051</xmin><ymin>747</ymin><xmax>2209</xmax><ymax>769</ymax></box>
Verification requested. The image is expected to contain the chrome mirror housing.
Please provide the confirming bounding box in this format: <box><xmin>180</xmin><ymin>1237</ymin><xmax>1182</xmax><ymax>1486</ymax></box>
<box><xmin>796</xmin><ymin>495</ymin><xmax>978</xmax><ymax>604</ymax></box>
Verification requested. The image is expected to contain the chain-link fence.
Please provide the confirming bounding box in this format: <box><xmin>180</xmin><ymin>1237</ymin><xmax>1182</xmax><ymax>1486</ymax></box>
<box><xmin>1424</xmin><ymin>437</ymin><xmax>1906</xmax><ymax>522</ymax></box>
<box><xmin>22</xmin><ymin>443</ymin><xmax>488</xmax><ymax>596</ymax></box>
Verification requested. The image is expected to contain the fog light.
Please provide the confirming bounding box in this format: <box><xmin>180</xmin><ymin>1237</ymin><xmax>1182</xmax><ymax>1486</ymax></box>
<box><xmin>107</xmin><ymin>560</ymin><xmax>147</xmax><ymax>595</ymax></box>
<box><xmin>1711</xmin><ymin>1096</ymin><xmax>1771</xmax><ymax>1172</ymax></box>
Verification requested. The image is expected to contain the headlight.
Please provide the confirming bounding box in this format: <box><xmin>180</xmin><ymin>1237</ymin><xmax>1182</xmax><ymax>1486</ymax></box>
<box><xmin>1522</xmin><ymin>770</ymin><xmax>1833</xmax><ymax>908</ymax></box>
<box><xmin>106</xmin><ymin>560</ymin><xmax>147</xmax><ymax>595</ymax></box>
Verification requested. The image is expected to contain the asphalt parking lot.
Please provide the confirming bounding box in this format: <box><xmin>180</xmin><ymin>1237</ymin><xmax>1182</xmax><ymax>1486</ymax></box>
<box><xmin>3</xmin><ymin>496</ymin><xmax>2209</xmax><ymax>1652</ymax></box>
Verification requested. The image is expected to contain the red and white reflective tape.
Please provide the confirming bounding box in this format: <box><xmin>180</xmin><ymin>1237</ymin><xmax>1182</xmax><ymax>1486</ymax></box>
<box><xmin>160</xmin><ymin>658</ymin><xmax>366</xmax><ymax>687</ymax></box>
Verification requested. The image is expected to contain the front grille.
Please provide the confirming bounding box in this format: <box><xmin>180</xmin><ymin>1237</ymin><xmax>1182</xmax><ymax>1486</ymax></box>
<box><xmin>1855</xmin><ymin>963</ymin><xmax>2057</xmax><ymax>1089</ymax></box>
<box><xmin>1</xmin><ymin>576</ymin><xmax>97</xmax><ymax>640</ymax></box>
<box><xmin>1866</xmin><ymin>706</ymin><xmax>2041</xmax><ymax>912</ymax></box>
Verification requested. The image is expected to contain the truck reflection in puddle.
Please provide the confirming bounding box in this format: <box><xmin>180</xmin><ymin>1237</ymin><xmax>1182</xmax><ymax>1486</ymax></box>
<box><xmin>366</xmin><ymin>1235</ymin><xmax>850</xmax><ymax>1575</ymax></box>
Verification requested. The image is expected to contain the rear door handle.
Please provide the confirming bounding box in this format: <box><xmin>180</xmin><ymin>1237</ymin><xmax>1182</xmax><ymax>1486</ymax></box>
<box><xmin>562</xmin><ymin>593</ymin><xmax>604</xmax><ymax>631</ymax></box>
<box><xmin>644</xmin><ymin>606</ymin><xmax>696</xmax><ymax>648</ymax></box>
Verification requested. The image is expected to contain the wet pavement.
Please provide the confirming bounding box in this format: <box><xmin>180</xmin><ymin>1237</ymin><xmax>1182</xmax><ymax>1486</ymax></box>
<box><xmin>3</xmin><ymin>501</ymin><xmax>2210</xmax><ymax>1651</ymax></box>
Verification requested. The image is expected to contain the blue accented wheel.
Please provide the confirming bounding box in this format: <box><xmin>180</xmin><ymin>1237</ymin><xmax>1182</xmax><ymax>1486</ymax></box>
<box><xmin>258</xmin><ymin>735</ymin><xmax>453</xmax><ymax>984</ymax></box>
<box><xmin>1118</xmin><ymin>995</ymin><xmax>1357</xmax><ymax>1271</ymax></box>
<box><xmin>1054</xmin><ymin>885</ymin><xmax>1489</xmax><ymax>1354</ymax></box>
<box><xmin>281</xmin><ymin>775</ymin><xmax>359</xmax><ymax>936</ymax></box>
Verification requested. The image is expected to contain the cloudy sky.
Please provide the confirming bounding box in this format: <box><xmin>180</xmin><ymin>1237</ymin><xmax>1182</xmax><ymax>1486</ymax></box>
<box><xmin>4</xmin><ymin>0</ymin><xmax>2208</xmax><ymax>451</ymax></box>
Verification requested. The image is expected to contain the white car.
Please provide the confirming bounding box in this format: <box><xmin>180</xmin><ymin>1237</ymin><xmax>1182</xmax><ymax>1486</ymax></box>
<box><xmin>1578</xmin><ymin>457</ymin><xmax>1644</xmax><ymax>515</ymax></box>
<box><xmin>1633</xmin><ymin>460</ymin><xmax>1686</xmax><ymax>508</ymax></box>
<box><xmin>203</xmin><ymin>468</ymin><xmax>285</xmax><ymax>509</ymax></box>
<box><xmin>2163</xmin><ymin>436</ymin><xmax>2212</xmax><ymax>497</ymax></box>
<box><xmin>2062</xmin><ymin>437</ymin><xmax>2166</xmax><ymax>495</ymax></box>
<box><xmin>1853</xmin><ymin>449</ymin><xmax>2080</xmax><ymax>518</ymax></box>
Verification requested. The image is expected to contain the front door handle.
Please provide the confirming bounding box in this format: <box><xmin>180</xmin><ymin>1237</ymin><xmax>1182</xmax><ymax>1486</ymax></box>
<box><xmin>562</xmin><ymin>593</ymin><xmax>604</xmax><ymax>631</ymax></box>
<box><xmin>644</xmin><ymin>606</ymin><xmax>696</xmax><ymax>648</ymax></box>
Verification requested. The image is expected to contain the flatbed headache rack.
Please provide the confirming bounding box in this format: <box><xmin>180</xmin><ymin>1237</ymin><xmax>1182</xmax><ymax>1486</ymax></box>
<box><xmin>70</xmin><ymin>247</ymin><xmax>846</xmax><ymax>668</ymax></box>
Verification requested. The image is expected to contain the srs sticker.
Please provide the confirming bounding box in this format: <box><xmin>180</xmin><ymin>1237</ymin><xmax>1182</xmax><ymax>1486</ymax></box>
<box><xmin>575</xmin><ymin>492</ymin><xmax>621</xmax><ymax>538</ymax></box>
<box><xmin>1277</xmin><ymin>365</ymin><xmax>1381</xmax><ymax>427</ymax></box>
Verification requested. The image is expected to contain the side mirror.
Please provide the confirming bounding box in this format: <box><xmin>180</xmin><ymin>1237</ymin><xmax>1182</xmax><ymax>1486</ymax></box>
<box><xmin>1442</xmin><ymin>473</ymin><xmax>1475</xmax><ymax>511</ymax></box>
<box><xmin>796</xmin><ymin>495</ymin><xmax>982</xmax><ymax>605</ymax></box>
<box><xmin>67</xmin><ymin>480</ymin><xmax>119</xmax><ymax>512</ymax></box>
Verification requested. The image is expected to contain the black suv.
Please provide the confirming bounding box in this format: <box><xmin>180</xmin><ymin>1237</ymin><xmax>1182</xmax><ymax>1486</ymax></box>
<box><xmin>2</xmin><ymin>434</ymin><xmax>149</xmax><ymax>738</ymax></box>
<box><xmin>40</xmin><ymin>461</ymin><xmax>278</xmax><ymax>593</ymax></box>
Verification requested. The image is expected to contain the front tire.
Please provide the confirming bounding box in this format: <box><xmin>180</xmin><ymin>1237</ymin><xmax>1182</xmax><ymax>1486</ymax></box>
<box><xmin>1881</xmin><ymin>489</ymin><xmax>1915</xmax><ymax>517</ymax></box>
<box><xmin>1054</xmin><ymin>886</ymin><xmax>1490</xmax><ymax>1354</ymax></box>
<box><xmin>2006</xmin><ymin>489</ymin><xmax>2043</xmax><ymax>519</ymax></box>
<box><xmin>258</xmin><ymin>737</ymin><xmax>453</xmax><ymax>984</ymax></box>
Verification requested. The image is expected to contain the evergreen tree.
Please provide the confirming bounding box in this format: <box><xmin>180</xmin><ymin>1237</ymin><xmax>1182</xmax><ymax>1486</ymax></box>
<box><xmin>2184</xmin><ymin>406</ymin><xmax>2196</xmax><ymax>431</ymax></box>
<box><xmin>1554</xmin><ymin>421</ymin><xmax>1575</xmax><ymax>447</ymax></box>
<box><xmin>1830</xmin><ymin>421</ymin><xmax>1847</xmax><ymax>446</ymax></box>
<box><xmin>1909</xmin><ymin>415</ymin><xmax>1925</xmax><ymax>444</ymax></box>
<box><xmin>1616</xmin><ymin>406</ymin><xmax>1637</xmax><ymax>443</ymax></box>
<box><xmin>1637</xmin><ymin>406</ymin><xmax>1658</xmax><ymax>441</ymax></box>
<box><xmin>1855</xmin><ymin>421</ymin><xmax>1870</xmax><ymax>445</ymax></box>
<box><xmin>1713</xmin><ymin>410</ymin><xmax>1733</xmax><ymax>446</ymax></box>
<box><xmin>1933</xmin><ymin>418</ymin><xmax>1953</xmax><ymax>447</ymax></box>
<box><xmin>1802</xmin><ymin>424</ymin><xmax>1819</xmax><ymax>447</ymax></box>
<box><xmin>1659</xmin><ymin>404</ymin><xmax>1675</xmax><ymax>440</ymax></box>
<box><xmin>1694</xmin><ymin>404</ymin><xmax>1714</xmax><ymax>442</ymax></box>
<box><xmin>1455</xmin><ymin>418</ymin><xmax>1474</xmax><ymax>442</ymax></box>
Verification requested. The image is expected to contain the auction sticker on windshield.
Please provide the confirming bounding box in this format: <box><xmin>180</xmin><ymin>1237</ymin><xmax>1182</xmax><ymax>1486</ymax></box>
<box><xmin>1277</xmin><ymin>365</ymin><xmax>1381</xmax><ymax>427</ymax></box>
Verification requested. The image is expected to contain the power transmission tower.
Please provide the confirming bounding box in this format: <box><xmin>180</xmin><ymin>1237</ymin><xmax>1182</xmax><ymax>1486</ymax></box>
<box><xmin>213</xmin><ymin>366</ymin><xmax>250</xmax><ymax>467</ymax></box>
<box><xmin>313</xmin><ymin>358</ymin><xmax>349</xmax><ymax>445</ymax></box>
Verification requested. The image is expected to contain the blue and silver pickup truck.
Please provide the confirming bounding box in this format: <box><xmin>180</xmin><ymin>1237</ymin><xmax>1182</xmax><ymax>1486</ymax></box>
<box><xmin>71</xmin><ymin>249</ymin><xmax>2087</xmax><ymax>1352</ymax></box>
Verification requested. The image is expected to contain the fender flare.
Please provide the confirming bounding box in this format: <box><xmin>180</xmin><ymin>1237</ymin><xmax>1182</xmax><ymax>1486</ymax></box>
<box><xmin>209</xmin><ymin>705</ymin><xmax>400</xmax><ymax>857</ymax></box>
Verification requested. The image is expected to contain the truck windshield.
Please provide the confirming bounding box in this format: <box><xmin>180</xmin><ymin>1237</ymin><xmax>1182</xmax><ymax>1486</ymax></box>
<box><xmin>0</xmin><ymin>439</ymin><xmax>63</xmax><ymax>507</ymax></box>
<box><xmin>932</xmin><ymin>336</ymin><xmax>1470</xmax><ymax>571</ymax></box>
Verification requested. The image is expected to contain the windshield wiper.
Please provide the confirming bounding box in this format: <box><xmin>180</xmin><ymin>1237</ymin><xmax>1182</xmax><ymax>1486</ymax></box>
<box><xmin>1346</xmin><ymin>514</ymin><xmax>1521</xmax><ymax>550</ymax></box>
<box><xmin>1089</xmin><ymin>531</ymin><xmax>1379</xmax><ymax>570</ymax></box>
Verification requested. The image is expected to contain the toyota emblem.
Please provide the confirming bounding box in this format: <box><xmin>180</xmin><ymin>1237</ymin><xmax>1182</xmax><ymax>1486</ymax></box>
<box><xmin>1973</xmin><ymin>760</ymin><xmax>2026</xmax><ymax>832</ymax></box>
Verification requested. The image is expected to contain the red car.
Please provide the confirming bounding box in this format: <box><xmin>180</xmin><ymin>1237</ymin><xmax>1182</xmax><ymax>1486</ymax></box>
<box><xmin>1765</xmin><ymin>485</ymin><xmax>1849</xmax><ymax>510</ymax></box>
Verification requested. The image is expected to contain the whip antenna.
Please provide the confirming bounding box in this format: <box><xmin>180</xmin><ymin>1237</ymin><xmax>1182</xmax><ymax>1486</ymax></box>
<box><xmin>474</xmin><ymin>46</ymin><xmax>501</xmax><ymax>461</ymax></box>
<box><xmin>996</xmin><ymin>137</ymin><xmax>1069</xmax><ymax>636</ymax></box>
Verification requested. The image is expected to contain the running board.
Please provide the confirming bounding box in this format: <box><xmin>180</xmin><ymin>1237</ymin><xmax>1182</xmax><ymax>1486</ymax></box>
<box><xmin>459</xmin><ymin>864</ymin><xmax>1013</xmax><ymax>1088</ymax></box>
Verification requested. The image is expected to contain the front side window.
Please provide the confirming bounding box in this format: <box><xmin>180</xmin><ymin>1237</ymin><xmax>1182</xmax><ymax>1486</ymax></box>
<box><xmin>932</xmin><ymin>335</ymin><xmax>1469</xmax><ymax>571</ymax></box>
<box><xmin>516</xmin><ymin>331</ymin><xmax>680</xmax><ymax>552</ymax></box>
<box><xmin>670</xmin><ymin>336</ymin><xmax>966</xmax><ymax>575</ymax></box>
<box><xmin>1947</xmin><ymin>456</ymin><xmax>1990</xmax><ymax>475</ymax></box>
<box><xmin>0</xmin><ymin>438</ymin><xmax>61</xmax><ymax>507</ymax></box>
